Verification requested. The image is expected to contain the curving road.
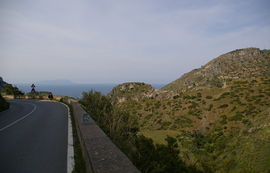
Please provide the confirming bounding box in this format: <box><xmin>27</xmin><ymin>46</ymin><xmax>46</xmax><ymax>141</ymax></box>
<box><xmin>0</xmin><ymin>99</ymin><xmax>68</xmax><ymax>173</ymax></box>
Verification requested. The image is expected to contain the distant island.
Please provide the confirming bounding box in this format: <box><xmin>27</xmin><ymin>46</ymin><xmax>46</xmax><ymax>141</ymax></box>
<box><xmin>37</xmin><ymin>79</ymin><xmax>76</xmax><ymax>85</ymax></box>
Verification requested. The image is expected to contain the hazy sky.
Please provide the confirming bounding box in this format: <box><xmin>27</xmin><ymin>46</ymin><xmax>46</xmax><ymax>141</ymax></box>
<box><xmin>1</xmin><ymin>0</ymin><xmax>270</xmax><ymax>84</ymax></box>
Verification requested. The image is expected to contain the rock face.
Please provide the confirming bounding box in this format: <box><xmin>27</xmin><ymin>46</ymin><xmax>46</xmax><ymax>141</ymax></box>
<box><xmin>162</xmin><ymin>48</ymin><xmax>270</xmax><ymax>92</ymax></box>
<box><xmin>109</xmin><ymin>82</ymin><xmax>155</xmax><ymax>103</ymax></box>
<box><xmin>109</xmin><ymin>48</ymin><xmax>270</xmax><ymax>100</ymax></box>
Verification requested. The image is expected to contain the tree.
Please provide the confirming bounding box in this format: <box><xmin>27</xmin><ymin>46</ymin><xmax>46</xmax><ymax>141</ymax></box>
<box><xmin>0</xmin><ymin>94</ymin><xmax>9</xmax><ymax>111</ymax></box>
<box><xmin>4</xmin><ymin>84</ymin><xmax>24</xmax><ymax>98</ymax></box>
<box><xmin>132</xmin><ymin>135</ymin><xmax>200</xmax><ymax>173</ymax></box>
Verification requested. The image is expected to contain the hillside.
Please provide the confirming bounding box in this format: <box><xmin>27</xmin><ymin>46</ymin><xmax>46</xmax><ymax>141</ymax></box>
<box><xmin>0</xmin><ymin>77</ymin><xmax>7</xmax><ymax>90</ymax></box>
<box><xmin>162</xmin><ymin>48</ymin><xmax>270</xmax><ymax>92</ymax></box>
<box><xmin>0</xmin><ymin>77</ymin><xmax>24</xmax><ymax>97</ymax></box>
<box><xmin>109</xmin><ymin>82</ymin><xmax>155</xmax><ymax>104</ymax></box>
<box><xmin>107</xmin><ymin>48</ymin><xmax>270</xmax><ymax>172</ymax></box>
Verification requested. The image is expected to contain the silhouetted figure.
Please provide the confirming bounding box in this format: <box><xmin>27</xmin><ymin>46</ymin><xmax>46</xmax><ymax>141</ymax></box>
<box><xmin>31</xmin><ymin>84</ymin><xmax>36</xmax><ymax>93</ymax></box>
<box><xmin>48</xmin><ymin>93</ymin><xmax>53</xmax><ymax>100</ymax></box>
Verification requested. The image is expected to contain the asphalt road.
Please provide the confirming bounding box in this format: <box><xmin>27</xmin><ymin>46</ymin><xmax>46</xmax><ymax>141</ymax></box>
<box><xmin>0</xmin><ymin>99</ymin><xmax>68</xmax><ymax>173</ymax></box>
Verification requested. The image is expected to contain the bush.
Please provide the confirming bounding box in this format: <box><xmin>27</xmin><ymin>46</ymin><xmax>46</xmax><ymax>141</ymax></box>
<box><xmin>218</xmin><ymin>104</ymin><xmax>229</xmax><ymax>109</ymax></box>
<box><xmin>208</xmin><ymin>104</ymin><xmax>213</xmax><ymax>111</ymax></box>
<box><xmin>206</xmin><ymin>96</ymin><xmax>213</xmax><ymax>99</ymax></box>
<box><xmin>162</xmin><ymin>121</ymin><xmax>171</xmax><ymax>128</ymax></box>
<box><xmin>0</xmin><ymin>94</ymin><xmax>9</xmax><ymax>112</ymax></box>
<box><xmin>229</xmin><ymin>112</ymin><xmax>243</xmax><ymax>121</ymax></box>
<box><xmin>220</xmin><ymin>115</ymin><xmax>227</xmax><ymax>125</ymax></box>
<box><xmin>132</xmin><ymin>135</ymin><xmax>200</xmax><ymax>173</ymax></box>
<box><xmin>221</xmin><ymin>92</ymin><xmax>230</xmax><ymax>97</ymax></box>
<box><xmin>242</xmin><ymin>119</ymin><xmax>252</xmax><ymax>126</ymax></box>
<box><xmin>3</xmin><ymin>84</ymin><xmax>24</xmax><ymax>98</ymax></box>
<box><xmin>80</xmin><ymin>90</ymin><xmax>139</xmax><ymax>139</ymax></box>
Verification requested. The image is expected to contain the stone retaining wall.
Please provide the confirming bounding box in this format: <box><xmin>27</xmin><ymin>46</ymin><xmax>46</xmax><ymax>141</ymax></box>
<box><xmin>70</xmin><ymin>101</ymin><xmax>140</xmax><ymax>173</ymax></box>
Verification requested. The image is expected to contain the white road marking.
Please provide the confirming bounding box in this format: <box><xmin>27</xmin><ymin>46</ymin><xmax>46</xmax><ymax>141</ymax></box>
<box><xmin>0</xmin><ymin>100</ymin><xmax>75</xmax><ymax>173</ymax></box>
<box><xmin>60</xmin><ymin>102</ymin><xmax>75</xmax><ymax>173</ymax></box>
<box><xmin>39</xmin><ymin>100</ymin><xmax>75</xmax><ymax>173</ymax></box>
<box><xmin>0</xmin><ymin>102</ymin><xmax>37</xmax><ymax>132</ymax></box>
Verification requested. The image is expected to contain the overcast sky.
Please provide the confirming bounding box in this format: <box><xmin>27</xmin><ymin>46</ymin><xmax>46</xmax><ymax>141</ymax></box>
<box><xmin>1</xmin><ymin>0</ymin><xmax>270</xmax><ymax>84</ymax></box>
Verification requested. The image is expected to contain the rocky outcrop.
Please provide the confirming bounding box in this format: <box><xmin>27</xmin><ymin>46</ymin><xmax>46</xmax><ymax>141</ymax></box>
<box><xmin>162</xmin><ymin>48</ymin><xmax>270</xmax><ymax>92</ymax></box>
<box><xmin>108</xmin><ymin>48</ymin><xmax>270</xmax><ymax>102</ymax></box>
<box><xmin>108</xmin><ymin>82</ymin><xmax>156</xmax><ymax>103</ymax></box>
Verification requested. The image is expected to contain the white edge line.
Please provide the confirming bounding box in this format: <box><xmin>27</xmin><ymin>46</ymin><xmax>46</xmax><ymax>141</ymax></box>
<box><xmin>0</xmin><ymin>102</ymin><xmax>37</xmax><ymax>132</ymax></box>
<box><xmin>0</xmin><ymin>100</ymin><xmax>75</xmax><ymax>173</ymax></box>
<box><xmin>60</xmin><ymin>102</ymin><xmax>75</xmax><ymax>173</ymax></box>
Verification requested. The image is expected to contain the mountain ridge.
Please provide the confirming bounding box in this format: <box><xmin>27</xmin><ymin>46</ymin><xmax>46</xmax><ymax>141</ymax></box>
<box><xmin>161</xmin><ymin>48</ymin><xmax>270</xmax><ymax>92</ymax></box>
<box><xmin>106</xmin><ymin>47</ymin><xmax>270</xmax><ymax>172</ymax></box>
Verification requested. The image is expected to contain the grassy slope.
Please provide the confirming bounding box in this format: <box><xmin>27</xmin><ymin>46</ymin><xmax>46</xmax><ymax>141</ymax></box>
<box><xmin>108</xmin><ymin>48</ymin><xmax>270</xmax><ymax>172</ymax></box>
<box><xmin>112</xmin><ymin>78</ymin><xmax>270</xmax><ymax>172</ymax></box>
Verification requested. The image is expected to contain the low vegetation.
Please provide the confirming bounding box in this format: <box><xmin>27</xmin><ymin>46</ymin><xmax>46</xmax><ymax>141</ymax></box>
<box><xmin>0</xmin><ymin>94</ymin><xmax>9</xmax><ymax>112</ymax></box>
<box><xmin>80</xmin><ymin>90</ymin><xmax>200</xmax><ymax>173</ymax></box>
<box><xmin>80</xmin><ymin>48</ymin><xmax>270</xmax><ymax>172</ymax></box>
<box><xmin>108</xmin><ymin>77</ymin><xmax>270</xmax><ymax>172</ymax></box>
<box><xmin>1</xmin><ymin>83</ymin><xmax>24</xmax><ymax>98</ymax></box>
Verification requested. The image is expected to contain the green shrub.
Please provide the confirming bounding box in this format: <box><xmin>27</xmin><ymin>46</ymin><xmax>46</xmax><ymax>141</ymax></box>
<box><xmin>230</xmin><ymin>106</ymin><xmax>236</xmax><ymax>112</ymax></box>
<box><xmin>162</xmin><ymin>121</ymin><xmax>171</xmax><ymax>128</ymax></box>
<box><xmin>80</xmin><ymin>90</ymin><xmax>139</xmax><ymax>139</ymax></box>
<box><xmin>173</xmin><ymin>95</ymin><xmax>180</xmax><ymax>99</ymax></box>
<box><xmin>222</xmin><ymin>92</ymin><xmax>230</xmax><ymax>96</ymax></box>
<box><xmin>188</xmin><ymin>101</ymin><xmax>199</xmax><ymax>109</ymax></box>
<box><xmin>0</xmin><ymin>94</ymin><xmax>9</xmax><ymax>112</ymax></box>
<box><xmin>184</xmin><ymin>95</ymin><xmax>197</xmax><ymax>100</ymax></box>
<box><xmin>218</xmin><ymin>104</ymin><xmax>229</xmax><ymax>109</ymax></box>
<box><xmin>229</xmin><ymin>112</ymin><xmax>243</xmax><ymax>121</ymax></box>
<box><xmin>242</xmin><ymin>119</ymin><xmax>252</xmax><ymax>126</ymax></box>
<box><xmin>206</xmin><ymin>96</ymin><xmax>213</xmax><ymax>99</ymax></box>
<box><xmin>132</xmin><ymin>135</ymin><xmax>200</xmax><ymax>173</ymax></box>
<box><xmin>220</xmin><ymin>115</ymin><xmax>227</xmax><ymax>125</ymax></box>
<box><xmin>3</xmin><ymin>84</ymin><xmax>24</xmax><ymax>97</ymax></box>
<box><xmin>175</xmin><ymin>116</ymin><xmax>192</xmax><ymax>127</ymax></box>
<box><xmin>145</xmin><ymin>114</ymin><xmax>152</xmax><ymax>120</ymax></box>
<box><xmin>208</xmin><ymin>104</ymin><xmax>213</xmax><ymax>111</ymax></box>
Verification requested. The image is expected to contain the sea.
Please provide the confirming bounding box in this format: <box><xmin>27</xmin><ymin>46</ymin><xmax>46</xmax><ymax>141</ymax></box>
<box><xmin>15</xmin><ymin>84</ymin><xmax>165</xmax><ymax>99</ymax></box>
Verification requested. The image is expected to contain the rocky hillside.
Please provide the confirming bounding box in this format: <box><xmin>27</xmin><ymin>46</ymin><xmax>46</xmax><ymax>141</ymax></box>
<box><xmin>109</xmin><ymin>82</ymin><xmax>156</xmax><ymax>103</ymax></box>
<box><xmin>162</xmin><ymin>48</ymin><xmax>270</xmax><ymax>92</ymax></box>
<box><xmin>107</xmin><ymin>48</ymin><xmax>270</xmax><ymax>172</ymax></box>
<box><xmin>0</xmin><ymin>77</ymin><xmax>7</xmax><ymax>90</ymax></box>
